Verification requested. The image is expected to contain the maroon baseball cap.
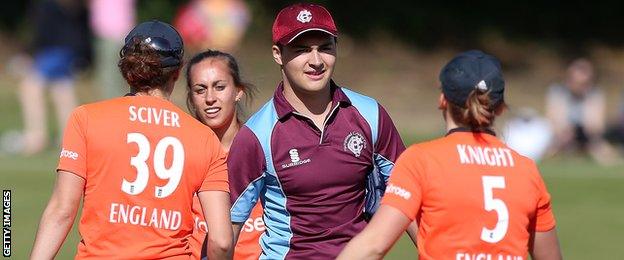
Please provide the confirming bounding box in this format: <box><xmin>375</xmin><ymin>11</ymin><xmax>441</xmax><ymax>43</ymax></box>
<box><xmin>272</xmin><ymin>3</ymin><xmax>338</xmax><ymax>45</ymax></box>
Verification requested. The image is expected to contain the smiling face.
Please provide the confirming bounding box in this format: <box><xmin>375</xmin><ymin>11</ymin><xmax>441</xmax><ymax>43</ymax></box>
<box><xmin>189</xmin><ymin>58</ymin><xmax>243</xmax><ymax>133</ymax></box>
<box><xmin>272</xmin><ymin>31</ymin><xmax>337</xmax><ymax>94</ymax></box>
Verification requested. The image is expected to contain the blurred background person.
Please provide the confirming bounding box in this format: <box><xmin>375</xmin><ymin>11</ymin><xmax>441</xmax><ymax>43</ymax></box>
<box><xmin>605</xmin><ymin>91</ymin><xmax>624</xmax><ymax>150</ymax></box>
<box><xmin>503</xmin><ymin>107</ymin><xmax>553</xmax><ymax>162</ymax></box>
<box><xmin>545</xmin><ymin>58</ymin><xmax>616</xmax><ymax>164</ymax></box>
<box><xmin>89</xmin><ymin>0</ymin><xmax>136</xmax><ymax>99</ymax></box>
<box><xmin>174</xmin><ymin>0</ymin><xmax>250</xmax><ymax>53</ymax></box>
<box><xmin>15</xmin><ymin>0</ymin><xmax>91</xmax><ymax>156</ymax></box>
<box><xmin>184</xmin><ymin>50</ymin><xmax>261</xmax><ymax>260</ymax></box>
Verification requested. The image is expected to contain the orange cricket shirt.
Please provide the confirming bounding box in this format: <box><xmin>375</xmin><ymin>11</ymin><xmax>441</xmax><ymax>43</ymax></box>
<box><xmin>382</xmin><ymin>129</ymin><xmax>556</xmax><ymax>260</ymax></box>
<box><xmin>57</xmin><ymin>96</ymin><xmax>229</xmax><ymax>259</ymax></box>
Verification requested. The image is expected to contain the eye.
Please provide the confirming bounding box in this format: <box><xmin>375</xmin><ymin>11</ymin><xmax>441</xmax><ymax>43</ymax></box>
<box><xmin>193</xmin><ymin>87</ymin><xmax>206</xmax><ymax>94</ymax></box>
<box><xmin>215</xmin><ymin>85</ymin><xmax>226</xmax><ymax>91</ymax></box>
<box><xmin>320</xmin><ymin>45</ymin><xmax>334</xmax><ymax>52</ymax></box>
<box><xmin>295</xmin><ymin>48</ymin><xmax>308</xmax><ymax>53</ymax></box>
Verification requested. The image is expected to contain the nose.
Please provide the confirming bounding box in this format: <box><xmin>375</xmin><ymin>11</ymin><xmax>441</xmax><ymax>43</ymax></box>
<box><xmin>205</xmin><ymin>88</ymin><xmax>216</xmax><ymax>104</ymax></box>
<box><xmin>309</xmin><ymin>50</ymin><xmax>324</xmax><ymax>70</ymax></box>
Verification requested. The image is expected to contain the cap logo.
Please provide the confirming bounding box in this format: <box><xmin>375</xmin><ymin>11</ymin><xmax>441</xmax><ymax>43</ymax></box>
<box><xmin>297</xmin><ymin>10</ymin><xmax>312</xmax><ymax>23</ymax></box>
<box><xmin>476</xmin><ymin>80</ymin><xmax>488</xmax><ymax>91</ymax></box>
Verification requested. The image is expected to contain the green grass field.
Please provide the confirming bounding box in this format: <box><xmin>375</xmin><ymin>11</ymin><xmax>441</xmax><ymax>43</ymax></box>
<box><xmin>3</xmin><ymin>148</ymin><xmax>624</xmax><ymax>259</ymax></box>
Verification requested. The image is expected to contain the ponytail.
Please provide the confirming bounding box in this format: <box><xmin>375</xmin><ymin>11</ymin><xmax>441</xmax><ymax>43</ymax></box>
<box><xmin>449</xmin><ymin>89</ymin><xmax>503</xmax><ymax>129</ymax></box>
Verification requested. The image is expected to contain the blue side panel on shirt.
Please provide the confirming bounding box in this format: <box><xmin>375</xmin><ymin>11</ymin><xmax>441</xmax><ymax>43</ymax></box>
<box><xmin>230</xmin><ymin>177</ymin><xmax>265</xmax><ymax>222</ymax></box>
<box><xmin>374</xmin><ymin>153</ymin><xmax>395</xmax><ymax>182</ymax></box>
<box><xmin>244</xmin><ymin>99</ymin><xmax>293</xmax><ymax>260</ymax></box>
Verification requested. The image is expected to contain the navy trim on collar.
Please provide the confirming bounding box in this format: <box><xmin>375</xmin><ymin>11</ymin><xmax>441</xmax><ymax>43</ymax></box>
<box><xmin>446</xmin><ymin>127</ymin><xmax>497</xmax><ymax>136</ymax></box>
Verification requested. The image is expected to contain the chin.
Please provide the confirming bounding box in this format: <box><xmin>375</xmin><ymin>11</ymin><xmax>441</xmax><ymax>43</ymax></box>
<box><xmin>304</xmin><ymin>79</ymin><xmax>331</xmax><ymax>92</ymax></box>
<box><xmin>201</xmin><ymin>117</ymin><xmax>223</xmax><ymax>130</ymax></box>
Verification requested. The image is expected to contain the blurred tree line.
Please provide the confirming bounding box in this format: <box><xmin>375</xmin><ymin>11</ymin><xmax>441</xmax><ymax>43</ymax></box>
<box><xmin>3</xmin><ymin>0</ymin><xmax>624</xmax><ymax>50</ymax></box>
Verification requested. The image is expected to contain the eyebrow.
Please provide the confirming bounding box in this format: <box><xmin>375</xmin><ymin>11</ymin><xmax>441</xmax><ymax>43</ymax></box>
<box><xmin>291</xmin><ymin>40</ymin><xmax>334</xmax><ymax>49</ymax></box>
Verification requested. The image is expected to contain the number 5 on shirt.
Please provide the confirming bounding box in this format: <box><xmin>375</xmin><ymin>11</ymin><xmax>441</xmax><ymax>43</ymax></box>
<box><xmin>481</xmin><ymin>176</ymin><xmax>509</xmax><ymax>243</ymax></box>
<box><xmin>123</xmin><ymin>133</ymin><xmax>185</xmax><ymax>198</ymax></box>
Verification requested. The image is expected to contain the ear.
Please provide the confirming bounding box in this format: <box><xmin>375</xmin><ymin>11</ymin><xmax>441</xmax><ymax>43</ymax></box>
<box><xmin>438</xmin><ymin>93</ymin><xmax>448</xmax><ymax>110</ymax></box>
<box><xmin>272</xmin><ymin>45</ymin><xmax>283</xmax><ymax>66</ymax></box>
<box><xmin>235</xmin><ymin>86</ymin><xmax>244</xmax><ymax>101</ymax></box>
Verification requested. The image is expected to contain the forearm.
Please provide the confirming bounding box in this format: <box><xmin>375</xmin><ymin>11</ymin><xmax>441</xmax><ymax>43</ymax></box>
<box><xmin>337</xmin><ymin>230</ymin><xmax>385</xmax><ymax>260</ymax></box>
<box><xmin>30</xmin><ymin>205</ymin><xmax>78</xmax><ymax>259</ymax></box>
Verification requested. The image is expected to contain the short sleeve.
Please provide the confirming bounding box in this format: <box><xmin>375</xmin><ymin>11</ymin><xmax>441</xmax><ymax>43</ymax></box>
<box><xmin>228</xmin><ymin>127</ymin><xmax>266</xmax><ymax>222</ymax></box>
<box><xmin>381</xmin><ymin>146</ymin><xmax>425</xmax><ymax>221</ymax></box>
<box><xmin>199</xmin><ymin>133</ymin><xmax>229</xmax><ymax>193</ymax></box>
<box><xmin>534</xmin><ymin>174</ymin><xmax>556</xmax><ymax>232</ymax></box>
<box><xmin>57</xmin><ymin>106</ymin><xmax>88</xmax><ymax>179</ymax></box>
<box><xmin>374</xmin><ymin>104</ymin><xmax>406</xmax><ymax>181</ymax></box>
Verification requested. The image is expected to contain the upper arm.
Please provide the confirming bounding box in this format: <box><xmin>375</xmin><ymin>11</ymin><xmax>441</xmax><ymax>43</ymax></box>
<box><xmin>374</xmin><ymin>104</ymin><xmax>405</xmax><ymax>181</ymax></box>
<box><xmin>227</xmin><ymin>127</ymin><xmax>266</xmax><ymax>223</ymax></box>
<box><xmin>49</xmin><ymin>170</ymin><xmax>85</xmax><ymax>214</ymax></box>
<box><xmin>380</xmin><ymin>147</ymin><xmax>425</xmax><ymax>221</ymax></box>
<box><xmin>533</xmin><ymin>166</ymin><xmax>556</xmax><ymax>232</ymax></box>
<box><xmin>197</xmin><ymin>190</ymin><xmax>232</xmax><ymax>233</ymax></box>
<box><xmin>57</xmin><ymin>107</ymin><xmax>88</xmax><ymax>179</ymax></box>
<box><xmin>199</xmin><ymin>134</ymin><xmax>230</xmax><ymax>193</ymax></box>
<box><xmin>530</xmin><ymin>229</ymin><xmax>562</xmax><ymax>260</ymax></box>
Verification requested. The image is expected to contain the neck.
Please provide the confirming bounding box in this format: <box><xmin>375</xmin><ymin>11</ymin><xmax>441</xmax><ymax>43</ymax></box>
<box><xmin>282</xmin><ymin>80</ymin><xmax>332</xmax><ymax>116</ymax></box>
<box><xmin>444</xmin><ymin>109</ymin><xmax>460</xmax><ymax>132</ymax></box>
<box><xmin>213</xmin><ymin>117</ymin><xmax>241</xmax><ymax>153</ymax></box>
<box><xmin>134</xmin><ymin>88</ymin><xmax>171</xmax><ymax>100</ymax></box>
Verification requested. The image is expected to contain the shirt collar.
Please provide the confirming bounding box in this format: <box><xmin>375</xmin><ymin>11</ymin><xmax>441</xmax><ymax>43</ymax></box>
<box><xmin>273</xmin><ymin>80</ymin><xmax>352</xmax><ymax>120</ymax></box>
<box><xmin>446</xmin><ymin>127</ymin><xmax>497</xmax><ymax>137</ymax></box>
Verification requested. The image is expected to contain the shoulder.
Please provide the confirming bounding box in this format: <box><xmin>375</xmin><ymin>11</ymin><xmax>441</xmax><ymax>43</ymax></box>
<box><xmin>340</xmin><ymin>87</ymin><xmax>379</xmax><ymax>107</ymax></box>
<box><xmin>245</xmin><ymin>99</ymin><xmax>279</xmax><ymax>133</ymax></box>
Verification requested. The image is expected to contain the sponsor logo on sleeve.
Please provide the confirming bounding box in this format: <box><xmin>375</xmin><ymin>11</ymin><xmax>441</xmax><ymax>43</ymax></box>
<box><xmin>60</xmin><ymin>148</ymin><xmax>79</xmax><ymax>160</ymax></box>
<box><xmin>385</xmin><ymin>183</ymin><xmax>411</xmax><ymax>200</ymax></box>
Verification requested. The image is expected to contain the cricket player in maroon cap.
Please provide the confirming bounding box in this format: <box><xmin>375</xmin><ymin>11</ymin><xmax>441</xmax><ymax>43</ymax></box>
<box><xmin>227</xmin><ymin>3</ymin><xmax>415</xmax><ymax>259</ymax></box>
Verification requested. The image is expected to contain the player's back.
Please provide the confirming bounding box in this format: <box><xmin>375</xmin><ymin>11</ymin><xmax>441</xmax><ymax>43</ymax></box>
<box><xmin>58</xmin><ymin>96</ymin><xmax>228</xmax><ymax>259</ymax></box>
<box><xmin>395</xmin><ymin>129</ymin><xmax>555</xmax><ymax>260</ymax></box>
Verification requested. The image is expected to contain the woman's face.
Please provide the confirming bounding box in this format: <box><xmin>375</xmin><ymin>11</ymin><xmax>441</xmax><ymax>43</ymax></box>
<box><xmin>189</xmin><ymin>58</ymin><xmax>243</xmax><ymax>132</ymax></box>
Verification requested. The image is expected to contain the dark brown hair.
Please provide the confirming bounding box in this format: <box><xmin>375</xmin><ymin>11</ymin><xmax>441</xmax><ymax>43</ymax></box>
<box><xmin>448</xmin><ymin>89</ymin><xmax>505</xmax><ymax>129</ymax></box>
<box><xmin>118</xmin><ymin>38</ymin><xmax>181</xmax><ymax>93</ymax></box>
<box><xmin>185</xmin><ymin>50</ymin><xmax>256</xmax><ymax>122</ymax></box>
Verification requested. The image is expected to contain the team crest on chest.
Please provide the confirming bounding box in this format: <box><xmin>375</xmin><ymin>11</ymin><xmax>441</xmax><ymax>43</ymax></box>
<box><xmin>344</xmin><ymin>132</ymin><xmax>366</xmax><ymax>157</ymax></box>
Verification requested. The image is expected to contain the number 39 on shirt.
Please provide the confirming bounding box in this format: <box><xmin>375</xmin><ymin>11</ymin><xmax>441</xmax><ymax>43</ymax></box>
<box><xmin>122</xmin><ymin>133</ymin><xmax>185</xmax><ymax>198</ymax></box>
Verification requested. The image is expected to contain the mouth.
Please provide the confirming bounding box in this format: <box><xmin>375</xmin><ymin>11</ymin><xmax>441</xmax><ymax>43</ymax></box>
<box><xmin>304</xmin><ymin>70</ymin><xmax>325</xmax><ymax>80</ymax></box>
<box><xmin>203</xmin><ymin>107</ymin><xmax>221</xmax><ymax>117</ymax></box>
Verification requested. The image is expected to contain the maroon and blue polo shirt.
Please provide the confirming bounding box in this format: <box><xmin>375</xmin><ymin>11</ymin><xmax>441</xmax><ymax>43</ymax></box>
<box><xmin>228</xmin><ymin>81</ymin><xmax>405</xmax><ymax>259</ymax></box>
